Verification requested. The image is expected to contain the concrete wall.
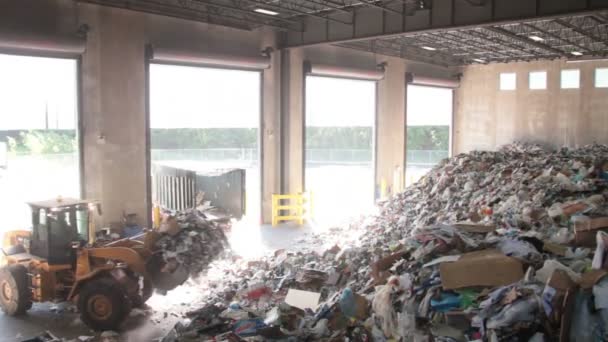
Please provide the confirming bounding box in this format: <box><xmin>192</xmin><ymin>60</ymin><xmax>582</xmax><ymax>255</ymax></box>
<box><xmin>0</xmin><ymin>0</ymin><xmax>280</xmax><ymax>226</ymax></box>
<box><xmin>0</xmin><ymin>0</ymin><xmax>456</xmax><ymax>225</ymax></box>
<box><xmin>282</xmin><ymin>44</ymin><xmax>455</xmax><ymax>197</ymax></box>
<box><xmin>455</xmin><ymin>59</ymin><xmax>608</xmax><ymax>153</ymax></box>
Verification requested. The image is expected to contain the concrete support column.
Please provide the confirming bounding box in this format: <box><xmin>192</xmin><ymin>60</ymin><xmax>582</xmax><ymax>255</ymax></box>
<box><xmin>260</xmin><ymin>31</ymin><xmax>282</xmax><ymax>224</ymax></box>
<box><xmin>281</xmin><ymin>49</ymin><xmax>305</xmax><ymax>195</ymax></box>
<box><xmin>376</xmin><ymin>58</ymin><xmax>406</xmax><ymax>196</ymax></box>
<box><xmin>80</xmin><ymin>5</ymin><xmax>148</xmax><ymax>226</ymax></box>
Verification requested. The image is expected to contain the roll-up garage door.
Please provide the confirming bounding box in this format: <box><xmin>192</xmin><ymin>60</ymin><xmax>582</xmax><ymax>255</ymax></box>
<box><xmin>304</xmin><ymin>61</ymin><xmax>384</xmax><ymax>81</ymax></box>
<box><xmin>0</xmin><ymin>32</ymin><xmax>83</xmax><ymax>231</ymax></box>
<box><xmin>0</xmin><ymin>31</ymin><xmax>85</xmax><ymax>57</ymax></box>
<box><xmin>303</xmin><ymin>61</ymin><xmax>380</xmax><ymax>225</ymax></box>
<box><xmin>406</xmin><ymin>72</ymin><xmax>460</xmax><ymax>88</ymax></box>
<box><xmin>148</xmin><ymin>46</ymin><xmax>265</xmax><ymax>222</ymax></box>
<box><xmin>149</xmin><ymin>46</ymin><xmax>271</xmax><ymax>70</ymax></box>
<box><xmin>405</xmin><ymin>73</ymin><xmax>456</xmax><ymax>186</ymax></box>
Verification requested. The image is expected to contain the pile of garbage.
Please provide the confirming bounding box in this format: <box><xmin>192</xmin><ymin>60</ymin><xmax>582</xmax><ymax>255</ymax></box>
<box><xmin>379</xmin><ymin>142</ymin><xmax>608</xmax><ymax>235</ymax></box>
<box><xmin>154</xmin><ymin>209</ymin><xmax>229</xmax><ymax>289</ymax></box>
<box><xmin>161</xmin><ymin>143</ymin><xmax>608</xmax><ymax>342</ymax></box>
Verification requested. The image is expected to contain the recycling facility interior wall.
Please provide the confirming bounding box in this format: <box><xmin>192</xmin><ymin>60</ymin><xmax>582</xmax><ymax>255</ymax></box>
<box><xmin>0</xmin><ymin>0</ymin><xmax>280</xmax><ymax>226</ymax></box>
<box><xmin>282</xmin><ymin>45</ymin><xmax>456</xmax><ymax>198</ymax></box>
<box><xmin>0</xmin><ymin>0</ymin><xmax>462</xmax><ymax>226</ymax></box>
<box><xmin>455</xmin><ymin>59</ymin><xmax>608</xmax><ymax>154</ymax></box>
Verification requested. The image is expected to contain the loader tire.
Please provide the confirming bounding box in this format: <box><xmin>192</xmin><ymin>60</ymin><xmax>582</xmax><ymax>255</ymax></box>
<box><xmin>0</xmin><ymin>264</ymin><xmax>31</xmax><ymax>315</ymax></box>
<box><xmin>78</xmin><ymin>277</ymin><xmax>132</xmax><ymax>331</ymax></box>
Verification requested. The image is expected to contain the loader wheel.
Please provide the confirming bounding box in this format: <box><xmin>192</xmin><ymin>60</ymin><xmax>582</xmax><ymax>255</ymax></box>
<box><xmin>78</xmin><ymin>278</ymin><xmax>132</xmax><ymax>331</ymax></box>
<box><xmin>0</xmin><ymin>265</ymin><xmax>31</xmax><ymax>315</ymax></box>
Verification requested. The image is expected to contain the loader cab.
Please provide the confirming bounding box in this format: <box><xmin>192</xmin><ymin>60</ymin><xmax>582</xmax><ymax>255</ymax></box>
<box><xmin>28</xmin><ymin>199</ymin><xmax>99</xmax><ymax>265</ymax></box>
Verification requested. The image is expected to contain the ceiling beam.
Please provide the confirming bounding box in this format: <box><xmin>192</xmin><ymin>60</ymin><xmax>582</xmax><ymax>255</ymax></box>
<box><xmin>336</xmin><ymin>42</ymin><xmax>454</xmax><ymax>67</ymax></box>
<box><xmin>486</xmin><ymin>26</ymin><xmax>568</xmax><ymax>56</ymax></box>
<box><xmin>342</xmin><ymin>37</ymin><xmax>462</xmax><ymax>67</ymax></box>
<box><xmin>590</xmin><ymin>15</ymin><xmax>607</xmax><ymax>24</ymax></box>
<box><xmin>299</xmin><ymin>0</ymin><xmax>352</xmax><ymax>14</ymax></box>
<box><xmin>466</xmin><ymin>29</ymin><xmax>539</xmax><ymax>58</ymax></box>
<box><xmin>523</xmin><ymin>22</ymin><xmax>592</xmax><ymax>53</ymax></box>
<box><xmin>285</xmin><ymin>1</ymin><xmax>608</xmax><ymax>48</ymax></box>
<box><xmin>402</xmin><ymin>33</ymin><xmax>486</xmax><ymax>60</ymax></box>
<box><xmin>359</xmin><ymin>1</ymin><xmax>403</xmax><ymax>15</ymax></box>
<box><xmin>554</xmin><ymin>18</ymin><xmax>607</xmax><ymax>45</ymax></box>
<box><xmin>238</xmin><ymin>0</ymin><xmax>353</xmax><ymax>25</ymax></box>
<box><xmin>437</xmin><ymin>32</ymin><xmax>515</xmax><ymax>59</ymax></box>
<box><xmin>393</xmin><ymin>37</ymin><xmax>465</xmax><ymax>65</ymax></box>
<box><xmin>78</xmin><ymin>0</ymin><xmax>254</xmax><ymax>30</ymax></box>
<box><xmin>595</xmin><ymin>13</ymin><xmax>608</xmax><ymax>22</ymax></box>
<box><xmin>191</xmin><ymin>0</ymin><xmax>300</xmax><ymax>25</ymax></box>
<box><xmin>464</xmin><ymin>0</ymin><xmax>486</xmax><ymax>6</ymax></box>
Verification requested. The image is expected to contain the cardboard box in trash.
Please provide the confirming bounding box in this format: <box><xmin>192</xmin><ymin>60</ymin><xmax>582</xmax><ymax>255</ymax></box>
<box><xmin>542</xmin><ymin>270</ymin><xmax>577</xmax><ymax>327</ymax></box>
<box><xmin>439</xmin><ymin>249</ymin><xmax>524</xmax><ymax>290</ymax></box>
<box><xmin>371</xmin><ymin>251</ymin><xmax>407</xmax><ymax>285</ymax></box>
<box><xmin>574</xmin><ymin>217</ymin><xmax>608</xmax><ymax>246</ymax></box>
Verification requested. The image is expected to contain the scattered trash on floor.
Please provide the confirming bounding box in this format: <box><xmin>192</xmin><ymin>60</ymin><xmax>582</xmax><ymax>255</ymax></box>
<box><xmin>156</xmin><ymin>143</ymin><xmax>608</xmax><ymax>341</ymax></box>
<box><xmin>22</xmin><ymin>143</ymin><xmax>608</xmax><ymax>341</ymax></box>
<box><xmin>20</xmin><ymin>331</ymin><xmax>61</xmax><ymax>342</ymax></box>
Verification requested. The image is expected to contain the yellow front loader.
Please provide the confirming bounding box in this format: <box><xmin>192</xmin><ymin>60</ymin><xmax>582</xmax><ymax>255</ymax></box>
<box><xmin>0</xmin><ymin>198</ymin><xmax>177</xmax><ymax>331</ymax></box>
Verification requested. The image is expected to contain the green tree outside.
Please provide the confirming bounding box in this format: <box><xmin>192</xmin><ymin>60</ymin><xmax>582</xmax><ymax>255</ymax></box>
<box><xmin>407</xmin><ymin>126</ymin><xmax>449</xmax><ymax>150</ymax></box>
<box><xmin>2</xmin><ymin>126</ymin><xmax>449</xmax><ymax>155</ymax></box>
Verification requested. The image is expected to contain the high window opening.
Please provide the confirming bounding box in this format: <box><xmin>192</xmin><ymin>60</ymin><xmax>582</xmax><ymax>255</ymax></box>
<box><xmin>150</xmin><ymin>64</ymin><xmax>261</xmax><ymax>221</ymax></box>
<box><xmin>305</xmin><ymin>76</ymin><xmax>376</xmax><ymax>226</ymax></box>
<box><xmin>406</xmin><ymin>85</ymin><xmax>453</xmax><ymax>186</ymax></box>
<box><xmin>500</xmin><ymin>73</ymin><xmax>517</xmax><ymax>90</ymax></box>
<box><xmin>561</xmin><ymin>69</ymin><xmax>580</xmax><ymax>89</ymax></box>
<box><xmin>529</xmin><ymin>71</ymin><xmax>547</xmax><ymax>90</ymax></box>
<box><xmin>0</xmin><ymin>53</ymin><xmax>80</xmax><ymax>234</ymax></box>
<box><xmin>595</xmin><ymin>68</ymin><xmax>608</xmax><ymax>88</ymax></box>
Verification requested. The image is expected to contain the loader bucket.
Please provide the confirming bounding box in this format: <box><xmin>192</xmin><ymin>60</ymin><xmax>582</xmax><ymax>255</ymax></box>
<box><xmin>146</xmin><ymin>253</ymin><xmax>190</xmax><ymax>292</ymax></box>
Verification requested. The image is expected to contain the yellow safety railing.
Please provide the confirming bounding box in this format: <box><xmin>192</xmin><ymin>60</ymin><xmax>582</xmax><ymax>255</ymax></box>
<box><xmin>271</xmin><ymin>192</ymin><xmax>313</xmax><ymax>226</ymax></box>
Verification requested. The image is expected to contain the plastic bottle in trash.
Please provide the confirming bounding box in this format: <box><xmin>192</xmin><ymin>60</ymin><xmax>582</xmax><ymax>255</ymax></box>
<box><xmin>339</xmin><ymin>288</ymin><xmax>356</xmax><ymax>318</ymax></box>
<box><xmin>486</xmin><ymin>296</ymin><xmax>538</xmax><ymax>329</ymax></box>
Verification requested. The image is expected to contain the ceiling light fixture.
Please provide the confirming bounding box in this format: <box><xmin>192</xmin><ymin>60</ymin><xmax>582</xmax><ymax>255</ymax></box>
<box><xmin>254</xmin><ymin>8</ymin><xmax>279</xmax><ymax>16</ymax></box>
<box><xmin>421</xmin><ymin>46</ymin><xmax>436</xmax><ymax>51</ymax></box>
<box><xmin>529</xmin><ymin>35</ymin><xmax>544</xmax><ymax>42</ymax></box>
<box><xmin>473</xmin><ymin>58</ymin><xmax>486</xmax><ymax>63</ymax></box>
<box><xmin>570</xmin><ymin>51</ymin><xmax>583</xmax><ymax>56</ymax></box>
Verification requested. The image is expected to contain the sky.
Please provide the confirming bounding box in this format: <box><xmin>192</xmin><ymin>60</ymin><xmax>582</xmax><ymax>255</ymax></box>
<box><xmin>0</xmin><ymin>54</ymin><xmax>452</xmax><ymax>132</ymax></box>
<box><xmin>305</xmin><ymin>75</ymin><xmax>376</xmax><ymax>127</ymax></box>
<box><xmin>0</xmin><ymin>53</ymin><xmax>77</xmax><ymax>130</ymax></box>
<box><xmin>150</xmin><ymin>64</ymin><xmax>261</xmax><ymax>129</ymax></box>
<box><xmin>407</xmin><ymin>85</ymin><xmax>453</xmax><ymax>126</ymax></box>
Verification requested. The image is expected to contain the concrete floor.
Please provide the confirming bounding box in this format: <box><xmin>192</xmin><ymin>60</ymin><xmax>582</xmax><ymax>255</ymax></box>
<box><xmin>0</xmin><ymin>302</ymin><xmax>168</xmax><ymax>342</ymax></box>
<box><xmin>0</xmin><ymin>222</ymin><xmax>322</xmax><ymax>341</ymax></box>
<box><xmin>227</xmin><ymin>221</ymin><xmax>329</xmax><ymax>258</ymax></box>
